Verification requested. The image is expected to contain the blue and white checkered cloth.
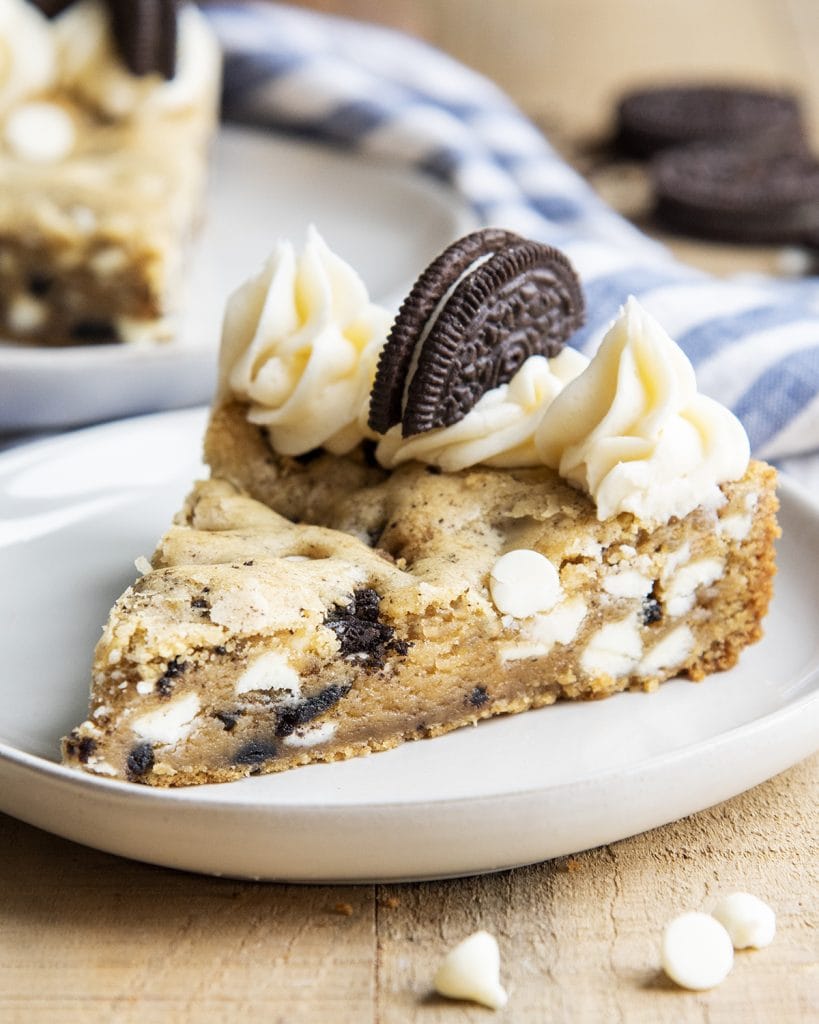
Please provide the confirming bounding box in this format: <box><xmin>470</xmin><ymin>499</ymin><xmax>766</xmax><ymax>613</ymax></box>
<box><xmin>206</xmin><ymin>0</ymin><xmax>819</xmax><ymax>465</ymax></box>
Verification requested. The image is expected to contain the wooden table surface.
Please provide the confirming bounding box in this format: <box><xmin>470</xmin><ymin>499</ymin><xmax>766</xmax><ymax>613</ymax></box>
<box><xmin>2</xmin><ymin>2</ymin><xmax>818</xmax><ymax>1021</ymax></box>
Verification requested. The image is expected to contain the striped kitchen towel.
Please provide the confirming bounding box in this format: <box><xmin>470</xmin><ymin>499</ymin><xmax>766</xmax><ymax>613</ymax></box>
<box><xmin>206</xmin><ymin>0</ymin><xmax>819</xmax><ymax>462</ymax></box>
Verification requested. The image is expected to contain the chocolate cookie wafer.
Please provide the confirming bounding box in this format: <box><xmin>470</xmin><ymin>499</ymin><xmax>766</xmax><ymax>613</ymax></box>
<box><xmin>653</xmin><ymin>142</ymin><xmax>819</xmax><ymax>243</ymax></box>
<box><xmin>616</xmin><ymin>85</ymin><xmax>805</xmax><ymax>158</ymax></box>
<box><xmin>369</xmin><ymin>229</ymin><xmax>585</xmax><ymax>437</ymax></box>
<box><xmin>107</xmin><ymin>0</ymin><xmax>179</xmax><ymax>79</ymax></box>
<box><xmin>30</xmin><ymin>0</ymin><xmax>180</xmax><ymax>78</ymax></box>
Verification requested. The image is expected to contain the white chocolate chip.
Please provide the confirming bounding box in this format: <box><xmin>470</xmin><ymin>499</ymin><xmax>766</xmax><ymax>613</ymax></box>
<box><xmin>235</xmin><ymin>651</ymin><xmax>300</xmax><ymax>696</ymax></box>
<box><xmin>717</xmin><ymin>513</ymin><xmax>752</xmax><ymax>542</ymax></box>
<box><xmin>660</xmin><ymin>542</ymin><xmax>691</xmax><ymax>583</ymax></box>
<box><xmin>90</xmin><ymin>246</ymin><xmax>128</xmax><ymax>277</ymax></box>
<box><xmin>6</xmin><ymin>293</ymin><xmax>46</xmax><ymax>333</ymax></box>
<box><xmin>433</xmin><ymin>931</ymin><xmax>508</xmax><ymax>1010</ymax></box>
<box><xmin>661</xmin><ymin>912</ymin><xmax>734</xmax><ymax>991</ymax></box>
<box><xmin>638</xmin><ymin>625</ymin><xmax>694</xmax><ymax>676</ymax></box>
<box><xmin>602</xmin><ymin>569</ymin><xmax>652</xmax><ymax>599</ymax></box>
<box><xmin>4</xmin><ymin>101</ymin><xmax>75</xmax><ymax>163</ymax></box>
<box><xmin>134</xmin><ymin>555</ymin><xmax>152</xmax><ymax>575</ymax></box>
<box><xmin>132</xmin><ymin>692</ymin><xmax>200</xmax><ymax>745</ymax></box>
<box><xmin>664</xmin><ymin>558</ymin><xmax>724</xmax><ymax>616</ymax></box>
<box><xmin>500</xmin><ymin>597</ymin><xmax>587</xmax><ymax>662</ymax></box>
<box><xmin>711</xmin><ymin>892</ymin><xmax>776</xmax><ymax>949</ymax></box>
<box><xmin>135</xmin><ymin>681</ymin><xmax>153</xmax><ymax>696</ymax></box>
<box><xmin>581</xmin><ymin>613</ymin><xmax>642</xmax><ymax>677</ymax></box>
<box><xmin>282</xmin><ymin>720</ymin><xmax>337</xmax><ymax>748</ymax></box>
<box><xmin>489</xmin><ymin>549</ymin><xmax>563</xmax><ymax>618</ymax></box>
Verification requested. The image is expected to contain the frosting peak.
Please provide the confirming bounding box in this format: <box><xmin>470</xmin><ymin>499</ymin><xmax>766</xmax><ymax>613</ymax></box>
<box><xmin>535</xmin><ymin>297</ymin><xmax>750</xmax><ymax>524</ymax></box>
<box><xmin>376</xmin><ymin>348</ymin><xmax>588</xmax><ymax>472</ymax></box>
<box><xmin>221</xmin><ymin>227</ymin><xmax>393</xmax><ymax>457</ymax></box>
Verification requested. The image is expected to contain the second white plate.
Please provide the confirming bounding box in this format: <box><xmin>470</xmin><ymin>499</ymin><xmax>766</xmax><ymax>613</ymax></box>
<box><xmin>0</xmin><ymin>410</ymin><xmax>817</xmax><ymax>881</ymax></box>
<box><xmin>0</xmin><ymin>127</ymin><xmax>475</xmax><ymax>432</ymax></box>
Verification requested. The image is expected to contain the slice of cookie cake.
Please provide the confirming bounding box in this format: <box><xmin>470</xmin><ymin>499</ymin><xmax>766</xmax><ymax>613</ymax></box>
<box><xmin>63</xmin><ymin>229</ymin><xmax>779</xmax><ymax>785</ymax></box>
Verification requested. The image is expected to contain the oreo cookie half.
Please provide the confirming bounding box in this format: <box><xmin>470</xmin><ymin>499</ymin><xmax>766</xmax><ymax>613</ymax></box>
<box><xmin>369</xmin><ymin>229</ymin><xmax>585</xmax><ymax>437</ymax></box>
<box><xmin>28</xmin><ymin>0</ymin><xmax>77</xmax><ymax>16</ymax></box>
<box><xmin>107</xmin><ymin>0</ymin><xmax>179</xmax><ymax>80</ymax></box>
<box><xmin>653</xmin><ymin>142</ymin><xmax>819</xmax><ymax>243</ymax></box>
<box><xmin>616</xmin><ymin>85</ymin><xmax>804</xmax><ymax>158</ymax></box>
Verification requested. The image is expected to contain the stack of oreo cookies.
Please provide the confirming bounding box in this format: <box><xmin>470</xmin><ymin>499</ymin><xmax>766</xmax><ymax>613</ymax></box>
<box><xmin>614</xmin><ymin>84</ymin><xmax>819</xmax><ymax>247</ymax></box>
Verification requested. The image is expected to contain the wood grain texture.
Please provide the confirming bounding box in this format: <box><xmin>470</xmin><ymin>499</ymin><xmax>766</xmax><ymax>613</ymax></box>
<box><xmin>1</xmin><ymin>754</ymin><xmax>816</xmax><ymax>1023</ymax></box>
<box><xmin>3</xmin><ymin>1</ymin><xmax>818</xmax><ymax>1020</ymax></box>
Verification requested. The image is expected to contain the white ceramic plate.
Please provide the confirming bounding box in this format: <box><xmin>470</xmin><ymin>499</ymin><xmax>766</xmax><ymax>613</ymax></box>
<box><xmin>1</xmin><ymin>409</ymin><xmax>817</xmax><ymax>882</ymax></box>
<box><xmin>0</xmin><ymin>127</ymin><xmax>474</xmax><ymax>432</ymax></box>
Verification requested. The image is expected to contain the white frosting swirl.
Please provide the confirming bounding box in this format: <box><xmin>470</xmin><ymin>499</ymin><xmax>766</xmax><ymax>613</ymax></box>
<box><xmin>221</xmin><ymin>227</ymin><xmax>393</xmax><ymax>457</ymax></box>
<box><xmin>535</xmin><ymin>297</ymin><xmax>750</xmax><ymax>524</ymax></box>
<box><xmin>54</xmin><ymin>0</ymin><xmax>220</xmax><ymax>119</ymax></box>
<box><xmin>0</xmin><ymin>1</ymin><xmax>57</xmax><ymax>113</ymax></box>
<box><xmin>376</xmin><ymin>348</ymin><xmax>588</xmax><ymax>472</ymax></box>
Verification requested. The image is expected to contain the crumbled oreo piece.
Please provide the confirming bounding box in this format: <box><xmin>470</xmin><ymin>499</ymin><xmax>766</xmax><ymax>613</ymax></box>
<box><xmin>28</xmin><ymin>273</ymin><xmax>53</xmax><ymax>297</ymax></box>
<box><xmin>126</xmin><ymin>741</ymin><xmax>154</xmax><ymax>778</ymax></box>
<box><xmin>616</xmin><ymin>85</ymin><xmax>804</xmax><ymax>158</ymax></box>
<box><xmin>469</xmin><ymin>686</ymin><xmax>489</xmax><ymax>708</ymax></box>
<box><xmin>234</xmin><ymin>740</ymin><xmax>277</xmax><ymax>771</ymax></box>
<box><xmin>641</xmin><ymin>595</ymin><xmax>662</xmax><ymax>626</ymax></box>
<box><xmin>275</xmin><ymin>684</ymin><xmax>350</xmax><ymax>738</ymax></box>
<box><xmin>77</xmin><ymin>736</ymin><xmax>97</xmax><ymax>763</ymax></box>
<box><xmin>70</xmin><ymin>320</ymin><xmax>116</xmax><ymax>344</ymax></box>
<box><xmin>324</xmin><ymin>588</ymin><xmax>409</xmax><ymax>668</ymax></box>
<box><xmin>64</xmin><ymin>731</ymin><xmax>97</xmax><ymax>763</ymax></box>
<box><xmin>155</xmin><ymin>656</ymin><xmax>186</xmax><ymax>697</ymax></box>
<box><xmin>653</xmin><ymin>142</ymin><xmax>819</xmax><ymax>243</ymax></box>
<box><xmin>107</xmin><ymin>0</ymin><xmax>179</xmax><ymax>80</ymax></box>
<box><xmin>368</xmin><ymin>229</ymin><xmax>585</xmax><ymax>437</ymax></box>
<box><xmin>214</xmin><ymin>710</ymin><xmax>242</xmax><ymax>732</ymax></box>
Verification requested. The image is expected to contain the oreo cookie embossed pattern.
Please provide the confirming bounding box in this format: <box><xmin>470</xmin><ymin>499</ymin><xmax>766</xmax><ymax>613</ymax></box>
<box><xmin>369</xmin><ymin>229</ymin><xmax>586</xmax><ymax>437</ymax></box>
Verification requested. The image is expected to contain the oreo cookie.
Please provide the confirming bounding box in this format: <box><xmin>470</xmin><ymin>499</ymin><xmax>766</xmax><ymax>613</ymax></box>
<box><xmin>616</xmin><ymin>85</ymin><xmax>804</xmax><ymax>158</ymax></box>
<box><xmin>107</xmin><ymin>0</ymin><xmax>179</xmax><ymax>80</ymax></box>
<box><xmin>369</xmin><ymin>229</ymin><xmax>585</xmax><ymax>437</ymax></box>
<box><xmin>653</xmin><ymin>142</ymin><xmax>819</xmax><ymax>243</ymax></box>
<box><xmin>28</xmin><ymin>0</ymin><xmax>76</xmax><ymax>16</ymax></box>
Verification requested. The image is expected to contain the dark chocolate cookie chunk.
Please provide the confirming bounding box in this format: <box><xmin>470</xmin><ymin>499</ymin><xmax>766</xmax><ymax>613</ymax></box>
<box><xmin>369</xmin><ymin>230</ymin><xmax>584</xmax><ymax>437</ymax></box>
<box><xmin>616</xmin><ymin>85</ymin><xmax>804</xmax><ymax>158</ymax></box>
<box><xmin>107</xmin><ymin>0</ymin><xmax>179</xmax><ymax>79</ymax></box>
<box><xmin>653</xmin><ymin>142</ymin><xmax>819</xmax><ymax>243</ymax></box>
<box><xmin>369</xmin><ymin>228</ymin><xmax>521</xmax><ymax>434</ymax></box>
<box><xmin>324</xmin><ymin>587</ymin><xmax>408</xmax><ymax>668</ymax></box>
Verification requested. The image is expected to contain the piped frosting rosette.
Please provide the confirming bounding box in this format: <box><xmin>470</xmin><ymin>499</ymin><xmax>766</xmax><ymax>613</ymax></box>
<box><xmin>221</xmin><ymin>228</ymin><xmax>751</xmax><ymax>526</ymax></box>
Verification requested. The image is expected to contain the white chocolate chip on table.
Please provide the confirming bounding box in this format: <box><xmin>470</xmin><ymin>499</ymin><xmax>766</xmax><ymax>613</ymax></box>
<box><xmin>433</xmin><ymin>930</ymin><xmax>508</xmax><ymax>1010</ymax></box>
<box><xmin>661</xmin><ymin>893</ymin><xmax>777</xmax><ymax>990</ymax></box>
<box><xmin>662</xmin><ymin>912</ymin><xmax>735</xmax><ymax>991</ymax></box>
<box><xmin>712</xmin><ymin>892</ymin><xmax>776</xmax><ymax>949</ymax></box>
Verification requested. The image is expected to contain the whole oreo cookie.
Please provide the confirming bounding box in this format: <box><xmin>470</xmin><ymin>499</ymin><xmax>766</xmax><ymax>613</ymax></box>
<box><xmin>616</xmin><ymin>85</ymin><xmax>804</xmax><ymax>158</ymax></box>
<box><xmin>107</xmin><ymin>0</ymin><xmax>179</xmax><ymax>80</ymax></box>
<box><xmin>368</xmin><ymin>229</ymin><xmax>585</xmax><ymax>437</ymax></box>
<box><xmin>653</xmin><ymin>142</ymin><xmax>819</xmax><ymax>243</ymax></box>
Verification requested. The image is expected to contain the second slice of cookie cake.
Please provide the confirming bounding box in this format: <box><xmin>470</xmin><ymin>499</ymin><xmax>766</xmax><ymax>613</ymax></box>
<box><xmin>63</xmin><ymin>229</ymin><xmax>779</xmax><ymax>786</ymax></box>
